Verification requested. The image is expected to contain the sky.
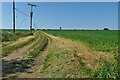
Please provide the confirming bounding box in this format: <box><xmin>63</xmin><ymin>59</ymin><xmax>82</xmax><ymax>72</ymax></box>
<box><xmin>2</xmin><ymin>2</ymin><xmax>118</xmax><ymax>30</ymax></box>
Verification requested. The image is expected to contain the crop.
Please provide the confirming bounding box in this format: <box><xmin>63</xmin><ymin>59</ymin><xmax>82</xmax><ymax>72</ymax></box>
<box><xmin>44</xmin><ymin>30</ymin><xmax>118</xmax><ymax>54</ymax></box>
<box><xmin>44</xmin><ymin>30</ymin><xmax>119</xmax><ymax>78</ymax></box>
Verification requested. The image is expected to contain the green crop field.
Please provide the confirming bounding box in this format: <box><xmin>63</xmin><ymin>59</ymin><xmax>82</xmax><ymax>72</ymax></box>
<box><xmin>43</xmin><ymin>30</ymin><xmax>119</xmax><ymax>78</ymax></box>
<box><xmin>44</xmin><ymin>30</ymin><xmax>118</xmax><ymax>54</ymax></box>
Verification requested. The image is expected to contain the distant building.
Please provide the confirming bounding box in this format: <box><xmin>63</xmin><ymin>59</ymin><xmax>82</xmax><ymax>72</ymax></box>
<box><xmin>60</xmin><ymin>27</ymin><xmax>62</xmax><ymax>30</ymax></box>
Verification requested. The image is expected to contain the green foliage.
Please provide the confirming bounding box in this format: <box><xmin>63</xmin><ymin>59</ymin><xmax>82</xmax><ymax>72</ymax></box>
<box><xmin>44</xmin><ymin>30</ymin><xmax>118</xmax><ymax>78</ymax></box>
<box><xmin>1</xmin><ymin>29</ymin><xmax>32</xmax><ymax>42</ymax></box>
<box><xmin>1</xmin><ymin>29</ymin><xmax>35</xmax><ymax>56</ymax></box>
<box><xmin>91</xmin><ymin>60</ymin><xmax>118</xmax><ymax>78</ymax></box>
<box><xmin>44</xmin><ymin>30</ymin><xmax>118</xmax><ymax>54</ymax></box>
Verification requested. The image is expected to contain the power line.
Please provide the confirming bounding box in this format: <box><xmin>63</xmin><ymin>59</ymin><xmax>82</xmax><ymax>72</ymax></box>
<box><xmin>15</xmin><ymin>8</ymin><xmax>30</xmax><ymax>17</ymax></box>
<box><xmin>16</xmin><ymin>14</ymin><xmax>27</xmax><ymax>29</ymax></box>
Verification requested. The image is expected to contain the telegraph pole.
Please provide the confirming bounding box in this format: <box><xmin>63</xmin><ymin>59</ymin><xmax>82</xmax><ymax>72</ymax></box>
<box><xmin>28</xmin><ymin>4</ymin><xmax>36</xmax><ymax>34</ymax></box>
<box><xmin>13</xmin><ymin>0</ymin><xmax>15</xmax><ymax>33</ymax></box>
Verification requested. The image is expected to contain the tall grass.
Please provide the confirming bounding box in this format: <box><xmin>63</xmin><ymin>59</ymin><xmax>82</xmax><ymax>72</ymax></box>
<box><xmin>1</xmin><ymin>29</ymin><xmax>35</xmax><ymax>56</ymax></box>
<box><xmin>1</xmin><ymin>29</ymin><xmax>32</xmax><ymax>42</ymax></box>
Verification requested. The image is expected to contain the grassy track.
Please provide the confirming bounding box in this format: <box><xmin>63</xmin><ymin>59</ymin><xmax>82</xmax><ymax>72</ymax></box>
<box><xmin>2</xmin><ymin>36</ymin><xmax>35</xmax><ymax>56</ymax></box>
<box><xmin>28</xmin><ymin>31</ymin><xmax>48</xmax><ymax>58</ymax></box>
<box><xmin>1</xmin><ymin>30</ymin><xmax>48</xmax><ymax>58</ymax></box>
<box><xmin>2</xmin><ymin>31</ymin><xmax>48</xmax><ymax>77</ymax></box>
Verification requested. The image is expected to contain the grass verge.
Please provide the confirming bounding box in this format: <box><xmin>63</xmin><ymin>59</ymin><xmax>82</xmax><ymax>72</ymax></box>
<box><xmin>1</xmin><ymin>29</ymin><xmax>32</xmax><ymax>42</ymax></box>
<box><xmin>28</xmin><ymin>31</ymin><xmax>48</xmax><ymax>58</ymax></box>
<box><xmin>2</xmin><ymin>37</ymin><xmax>35</xmax><ymax>57</ymax></box>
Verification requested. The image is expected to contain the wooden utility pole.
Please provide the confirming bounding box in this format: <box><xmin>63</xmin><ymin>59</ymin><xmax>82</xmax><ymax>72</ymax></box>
<box><xmin>13</xmin><ymin>0</ymin><xmax>15</xmax><ymax>33</ymax></box>
<box><xmin>28</xmin><ymin>4</ymin><xmax>36</xmax><ymax>34</ymax></box>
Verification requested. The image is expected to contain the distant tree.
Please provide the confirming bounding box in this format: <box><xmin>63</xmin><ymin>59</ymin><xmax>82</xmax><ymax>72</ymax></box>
<box><xmin>73</xmin><ymin>29</ymin><xmax>77</xmax><ymax>30</ymax></box>
<box><xmin>96</xmin><ymin>29</ymin><xmax>99</xmax><ymax>30</ymax></box>
<box><xmin>42</xmin><ymin>29</ymin><xmax>45</xmax><ymax>30</ymax></box>
<box><xmin>32</xmin><ymin>28</ymin><xmax>35</xmax><ymax>30</ymax></box>
<box><xmin>103</xmin><ymin>28</ymin><xmax>109</xmax><ymax>30</ymax></box>
<box><xmin>37</xmin><ymin>29</ymin><xmax>41</xmax><ymax>30</ymax></box>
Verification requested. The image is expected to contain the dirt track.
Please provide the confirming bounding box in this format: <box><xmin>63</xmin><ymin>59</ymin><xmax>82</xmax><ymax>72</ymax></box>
<box><xmin>18</xmin><ymin>37</ymin><xmax>51</xmax><ymax>78</ymax></box>
<box><xmin>3</xmin><ymin>36</ymin><xmax>35</xmax><ymax>60</ymax></box>
<box><xmin>2</xmin><ymin>32</ymin><xmax>114</xmax><ymax>78</ymax></box>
